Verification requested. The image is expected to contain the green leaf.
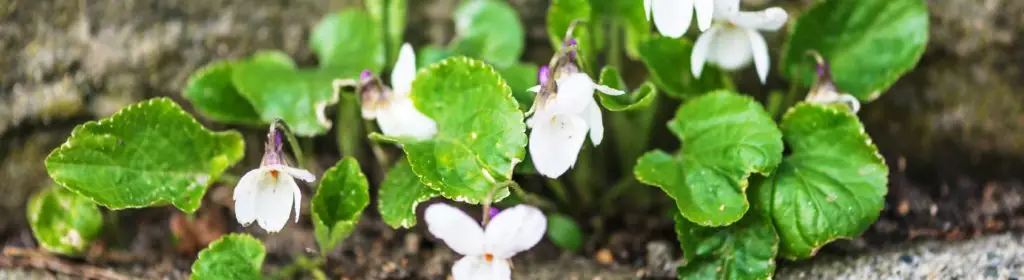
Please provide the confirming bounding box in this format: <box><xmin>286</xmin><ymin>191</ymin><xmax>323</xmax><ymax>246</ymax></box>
<box><xmin>596</xmin><ymin>66</ymin><xmax>657</xmax><ymax>111</ymax></box>
<box><xmin>418</xmin><ymin>45</ymin><xmax>456</xmax><ymax>68</ymax></box>
<box><xmin>378</xmin><ymin>158</ymin><xmax>439</xmax><ymax>228</ymax></box>
<box><xmin>546</xmin><ymin>213</ymin><xmax>584</xmax><ymax>252</ymax></box>
<box><xmin>311</xmin><ymin>9</ymin><xmax>385</xmax><ymax>74</ymax></box>
<box><xmin>231</xmin><ymin>51</ymin><xmax>343</xmax><ymax>136</ymax></box>
<box><xmin>638</xmin><ymin>37</ymin><xmax>732</xmax><ymax>99</ymax></box>
<box><xmin>312</xmin><ymin>157</ymin><xmax>370</xmax><ymax>252</ymax></box>
<box><xmin>398</xmin><ymin>57</ymin><xmax>526</xmax><ymax>204</ymax></box>
<box><xmin>45</xmin><ymin>98</ymin><xmax>244</xmax><ymax>213</ymax></box>
<box><xmin>183</xmin><ymin>60</ymin><xmax>262</xmax><ymax>124</ymax></box>
<box><xmin>499</xmin><ymin>63</ymin><xmax>539</xmax><ymax>111</ymax></box>
<box><xmin>759</xmin><ymin>103</ymin><xmax>888</xmax><ymax>259</ymax></box>
<box><xmin>547</xmin><ymin>0</ymin><xmax>595</xmax><ymax>73</ymax></box>
<box><xmin>634</xmin><ymin>91</ymin><xmax>783</xmax><ymax>226</ymax></box>
<box><xmin>451</xmin><ymin>0</ymin><xmax>525</xmax><ymax>68</ymax></box>
<box><xmin>780</xmin><ymin>0</ymin><xmax>928</xmax><ymax>101</ymax></box>
<box><xmin>366</xmin><ymin>0</ymin><xmax>406</xmax><ymax>65</ymax></box>
<box><xmin>675</xmin><ymin>210</ymin><xmax>778</xmax><ymax>280</ymax></box>
<box><xmin>27</xmin><ymin>186</ymin><xmax>103</xmax><ymax>256</ymax></box>
<box><xmin>191</xmin><ymin>234</ymin><xmax>265</xmax><ymax>280</ymax></box>
<box><xmin>619</xmin><ymin>0</ymin><xmax>650</xmax><ymax>59</ymax></box>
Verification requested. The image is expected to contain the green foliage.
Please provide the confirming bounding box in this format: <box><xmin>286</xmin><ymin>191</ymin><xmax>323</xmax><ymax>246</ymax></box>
<box><xmin>231</xmin><ymin>51</ymin><xmax>343</xmax><ymax>136</ymax></box>
<box><xmin>675</xmin><ymin>211</ymin><xmax>778</xmax><ymax>280</ymax></box>
<box><xmin>638</xmin><ymin>37</ymin><xmax>732</xmax><ymax>99</ymax></box>
<box><xmin>780</xmin><ymin>0</ymin><xmax>929</xmax><ymax>101</ymax></box>
<box><xmin>546</xmin><ymin>0</ymin><xmax>595</xmax><ymax>72</ymax></box>
<box><xmin>546</xmin><ymin>213</ymin><xmax>585</xmax><ymax>252</ymax></box>
<box><xmin>596</xmin><ymin>66</ymin><xmax>657</xmax><ymax>111</ymax></box>
<box><xmin>45</xmin><ymin>98</ymin><xmax>244</xmax><ymax>213</ymax></box>
<box><xmin>311</xmin><ymin>158</ymin><xmax>370</xmax><ymax>252</ymax></box>
<box><xmin>500</xmin><ymin>63</ymin><xmax>539</xmax><ymax>111</ymax></box>
<box><xmin>27</xmin><ymin>186</ymin><xmax>104</xmax><ymax>256</ymax></box>
<box><xmin>183</xmin><ymin>60</ymin><xmax>262</xmax><ymax>125</ymax></box>
<box><xmin>365</xmin><ymin>0</ymin><xmax>406</xmax><ymax>64</ymax></box>
<box><xmin>378</xmin><ymin>158</ymin><xmax>439</xmax><ymax>228</ymax></box>
<box><xmin>452</xmin><ymin>0</ymin><xmax>525</xmax><ymax>68</ymax></box>
<box><xmin>311</xmin><ymin>9</ymin><xmax>386</xmax><ymax>74</ymax></box>
<box><xmin>758</xmin><ymin>103</ymin><xmax>888</xmax><ymax>259</ymax></box>
<box><xmin>191</xmin><ymin>234</ymin><xmax>266</xmax><ymax>280</ymax></box>
<box><xmin>634</xmin><ymin>91</ymin><xmax>783</xmax><ymax>226</ymax></box>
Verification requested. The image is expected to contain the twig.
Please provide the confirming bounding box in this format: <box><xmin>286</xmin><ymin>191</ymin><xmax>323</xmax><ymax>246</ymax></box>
<box><xmin>1</xmin><ymin>247</ymin><xmax>134</xmax><ymax>280</ymax></box>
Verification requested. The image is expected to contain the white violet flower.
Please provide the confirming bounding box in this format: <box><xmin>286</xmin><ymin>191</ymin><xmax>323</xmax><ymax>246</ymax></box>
<box><xmin>424</xmin><ymin>203</ymin><xmax>547</xmax><ymax>280</ymax></box>
<box><xmin>805</xmin><ymin>51</ymin><xmax>861</xmax><ymax>113</ymax></box>
<box><xmin>691</xmin><ymin>0</ymin><xmax>788</xmax><ymax>84</ymax></box>
<box><xmin>354</xmin><ymin>43</ymin><xmax>437</xmax><ymax>140</ymax></box>
<box><xmin>526</xmin><ymin>39</ymin><xmax>624</xmax><ymax>178</ymax></box>
<box><xmin>644</xmin><ymin>0</ymin><xmax>715</xmax><ymax>37</ymax></box>
<box><xmin>233</xmin><ymin>125</ymin><xmax>315</xmax><ymax>233</ymax></box>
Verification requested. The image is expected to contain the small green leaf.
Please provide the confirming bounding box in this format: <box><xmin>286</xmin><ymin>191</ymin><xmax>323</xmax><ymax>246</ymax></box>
<box><xmin>191</xmin><ymin>234</ymin><xmax>265</xmax><ymax>280</ymax></box>
<box><xmin>759</xmin><ymin>103</ymin><xmax>888</xmax><ymax>259</ymax></box>
<box><xmin>312</xmin><ymin>157</ymin><xmax>370</xmax><ymax>252</ymax></box>
<box><xmin>596</xmin><ymin>66</ymin><xmax>657</xmax><ymax>111</ymax></box>
<box><xmin>546</xmin><ymin>213</ymin><xmax>584</xmax><ymax>252</ymax></box>
<box><xmin>499</xmin><ymin>63</ymin><xmax>539</xmax><ymax>111</ymax></box>
<box><xmin>45</xmin><ymin>98</ymin><xmax>244</xmax><ymax>213</ymax></box>
<box><xmin>417</xmin><ymin>45</ymin><xmax>456</xmax><ymax>68</ymax></box>
<box><xmin>634</xmin><ymin>91</ymin><xmax>783</xmax><ymax>226</ymax></box>
<box><xmin>366</xmin><ymin>0</ymin><xmax>406</xmax><ymax>65</ymax></box>
<box><xmin>27</xmin><ymin>186</ymin><xmax>103</xmax><ymax>256</ymax></box>
<box><xmin>311</xmin><ymin>9</ymin><xmax>385</xmax><ymax>74</ymax></box>
<box><xmin>378</xmin><ymin>158</ymin><xmax>439</xmax><ymax>228</ymax></box>
<box><xmin>452</xmin><ymin>0</ymin><xmax>525</xmax><ymax>68</ymax></box>
<box><xmin>183</xmin><ymin>61</ymin><xmax>262</xmax><ymax>124</ymax></box>
<box><xmin>675</xmin><ymin>211</ymin><xmax>778</xmax><ymax>280</ymax></box>
<box><xmin>231</xmin><ymin>52</ymin><xmax>343</xmax><ymax>136</ymax></box>
<box><xmin>780</xmin><ymin>0</ymin><xmax>928</xmax><ymax>101</ymax></box>
<box><xmin>547</xmin><ymin>0</ymin><xmax>595</xmax><ymax>72</ymax></box>
<box><xmin>397</xmin><ymin>57</ymin><xmax>526</xmax><ymax>204</ymax></box>
<box><xmin>638</xmin><ymin>37</ymin><xmax>732</xmax><ymax>99</ymax></box>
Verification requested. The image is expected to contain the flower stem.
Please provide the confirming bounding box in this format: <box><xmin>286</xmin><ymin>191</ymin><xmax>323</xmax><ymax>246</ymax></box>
<box><xmin>481</xmin><ymin>181</ymin><xmax>513</xmax><ymax>226</ymax></box>
<box><xmin>607</xmin><ymin>18</ymin><xmax>623</xmax><ymax>70</ymax></box>
<box><xmin>274</xmin><ymin>119</ymin><xmax>307</xmax><ymax>170</ymax></box>
<box><xmin>508</xmin><ymin>183</ymin><xmax>557</xmax><ymax>211</ymax></box>
<box><xmin>544</xmin><ymin>179</ymin><xmax>571</xmax><ymax>208</ymax></box>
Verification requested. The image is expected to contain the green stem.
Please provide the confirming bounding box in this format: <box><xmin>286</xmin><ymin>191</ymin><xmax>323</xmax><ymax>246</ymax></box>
<box><xmin>361</xmin><ymin>119</ymin><xmax>391</xmax><ymax>176</ymax></box>
<box><xmin>276</xmin><ymin>121</ymin><xmax>307</xmax><ymax>170</ymax></box>
<box><xmin>508</xmin><ymin>183</ymin><xmax>558</xmax><ymax>211</ymax></box>
<box><xmin>607</xmin><ymin>19</ymin><xmax>623</xmax><ymax>70</ymax></box>
<box><xmin>544</xmin><ymin>179</ymin><xmax>572</xmax><ymax>208</ymax></box>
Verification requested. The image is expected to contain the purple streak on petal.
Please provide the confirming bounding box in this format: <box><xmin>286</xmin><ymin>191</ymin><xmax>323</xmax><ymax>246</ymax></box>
<box><xmin>539</xmin><ymin>66</ymin><xmax>550</xmax><ymax>85</ymax></box>
<box><xmin>488</xmin><ymin>208</ymin><xmax>500</xmax><ymax>220</ymax></box>
<box><xmin>273</xmin><ymin>127</ymin><xmax>283</xmax><ymax>151</ymax></box>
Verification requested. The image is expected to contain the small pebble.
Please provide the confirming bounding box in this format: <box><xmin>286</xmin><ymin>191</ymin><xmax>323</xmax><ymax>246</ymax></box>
<box><xmin>898</xmin><ymin>254</ymin><xmax>918</xmax><ymax>265</ymax></box>
<box><xmin>595</xmin><ymin>248</ymin><xmax>614</xmax><ymax>265</ymax></box>
<box><xmin>983</xmin><ymin>266</ymin><xmax>998</xmax><ymax>278</ymax></box>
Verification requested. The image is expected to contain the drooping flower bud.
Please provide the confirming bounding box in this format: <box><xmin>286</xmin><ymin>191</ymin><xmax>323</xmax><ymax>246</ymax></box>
<box><xmin>805</xmin><ymin>51</ymin><xmax>860</xmax><ymax>113</ymax></box>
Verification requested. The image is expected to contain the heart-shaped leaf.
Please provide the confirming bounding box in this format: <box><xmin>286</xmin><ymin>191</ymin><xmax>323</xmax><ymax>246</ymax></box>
<box><xmin>418</xmin><ymin>45</ymin><xmax>456</xmax><ymax>68</ymax></box>
<box><xmin>780</xmin><ymin>0</ymin><xmax>928</xmax><ymax>101</ymax></box>
<box><xmin>546</xmin><ymin>0</ymin><xmax>595</xmax><ymax>72</ymax></box>
<box><xmin>311</xmin><ymin>9</ymin><xmax>385</xmax><ymax>74</ymax></box>
<box><xmin>638</xmin><ymin>37</ymin><xmax>732</xmax><ymax>99</ymax></box>
<box><xmin>675</xmin><ymin>210</ymin><xmax>778</xmax><ymax>279</ymax></box>
<box><xmin>231</xmin><ymin>51</ymin><xmax>343</xmax><ymax>136</ymax></box>
<box><xmin>365</xmin><ymin>0</ymin><xmax>406</xmax><ymax>65</ymax></box>
<box><xmin>311</xmin><ymin>157</ymin><xmax>369</xmax><ymax>252</ymax></box>
<box><xmin>634</xmin><ymin>91</ymin><xmax>783</xmax><ymax>226</ymax></box>
<box><xmin>758</xmin><ymin>103</ymin><xmax>888</xmax><ymax>259</ymax></box>
<box><xmin>183</xmin><ymin>60</ymin><xmax>262</xmax><ymax>125</ymax></box>
<box><xmin>499</xmin><ymin>63</ymin><xmax>539</xmax><ymax>111</ymax></box>
<box><xmin>452</xmin><ymin>0</ymin><xmax>524</xmax><ymax>69</ymax></box>
<box><xmin>378</xmin><ymin>158</ymin><xmax>439</xmax><ymax>228</ymax></box>
<box><xmin>45</xmin><ymin>98</ymin><xmax>244</xmax><ymax>213</ymax></box>
<box><xmin>27</xmin><ymin>186</ymin><xmax>104</xmax><ymax>256</ymax></box>
<box><xmin>191</xmin><ymin>234</ymin><xmax>265</xmax><ymax>280</ymax></box>
<box><xmin>546</xmin><ymin>213</ymin><xmax>584</xmax><ymax>252</ymax></box>
<box><xmin>596</xmin><ymin>66</ymin><xmax>657</xmax><ymax>111</ymax></box>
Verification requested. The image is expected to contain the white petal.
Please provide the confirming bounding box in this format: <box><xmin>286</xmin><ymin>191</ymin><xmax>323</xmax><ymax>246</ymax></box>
<box><xmin>708</xmin><ymin>26</ymin><xmax>753</xmax><ymax>71</ymax></box>
<box><xmin>528</xmin><ymin>114</ymin><xmax>588</xmax><ymax>178</ymax></box>
<box><xmin>376</xmin><ymin>98</ymin><xmax>438</xmax><ymax>140</ymax></box>
<box><xmin>550</xmin><ymin>73</ymin><xmax>598</xmax><ymax>116</ymax></box>
<box><xmin>583</xmin><ymin>98</ymin><xmax>604</xmax><ymax>146</ymax></box>
<box><xmin>265</xmin><ymin>165</ymin><xmax>316</xmax><ymax>182</ymax></box>
<box><xmin>526</xmin><ymin>85</ymin><xmax>541</xmax><ymax>93</ymax></box>
<box><xmin>451</xmin><ymin>256</ymin><xmax>511</xmax><ymax>280</ymax></box>
<box><xmin>233</xmin><ymin>169</ymin><xmax>261</xmax><ymax>226</ymax></box>
<box><xmin>644</xmin><ymin>0</ymin><xmax>652</xmax><ymax>20</ymax></box>
<box><xmin>391</xmin><ymin>43</ymin><xmax>417</xmax><ymax>96</ymax></box>
<box><xmin>839</xmin><ymin>94</ymin><xmax>862</xmax><ymax>113</ymax></box>
<box><xmin>746</xmin><ymin>29</ymin><xmax>770</xmax><ymax>84</ymax></box>
<box><xmin>730</xmin><ymin>7</ymin><xmax>788</xmax><ymax>31</ymax></box>
<box><xmin>693</xmin><ymin>0</ymin><xmax>714</xmax><ymax>31</ymax></box>
<box><xmin>691</xmin><ymin>25</ymin><xmax>719</xmax><ymax>78</ymax></box>
<box><xmin>594</xmin><ymin>84</ymin><xmax>625</xmax><ymax>96</ymax></box>
<box><xmin>484</xmin><ymin>205</ymin><xmax>547</xmax><ymax>258</ymax></box>
<box><xmin>424</xmin><ymin>203</ymin><xmax>486</xmax><ymax>256</ymax></box>
<box><xmin>714</xmin><ymin>0</ymin><xmax>741</xmax><ymax>17</ymax></box>
<box><xmin>255</xmin><ymin>173</ymin><xmax>298</xmax><ymax>232</ymax></box>
<box><xmin>652</xmin><ymin>0</ymin><xmax>692</xmax><ymax>38</ymax></box>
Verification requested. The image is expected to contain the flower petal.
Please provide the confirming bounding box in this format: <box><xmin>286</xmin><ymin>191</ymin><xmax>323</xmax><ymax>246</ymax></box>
<box><xmin>233</xmin><ymin>169</ymin><xmax>261</xmax><ymax>226</ymax></box>
<box><xmin>391</xmin><ymin>43</ymin><xmax>417</xmax><ymax>97</ymax></box>
<box><xmin>451</xmin><ymin>256</ymin><xmax>511</xmax><ymax>280</ymax></box>
<box><xmin>730</xmin><ymin>7</ymin><xmax>788</xmax><ymax>31</ymax></box>
<box><xmin>266</xmin><ymin>165</ymin><xmax>316</xmax><ymax>182</ymax></box>
<box><xmin>714</xmin><ymin>0</ymin><xmax>741</xmax><ymax>17</ymax></box>
<box><xmin>594</xmin><ymin>84</ymin><xmax>625</xmax><ymax>96</ymax></box>
<box><xmin>583</xmin><ymin>98</ymin><xmax>604</xmax><ymax>146</ymax></box>
<box><xmin>424</xmin><ymin>203</ymin><xmax>486</xmax><ymax>256</ymax></box>
<box><xmin>708</xmin><ymin>26</ymin><xmax>753</xmax><ymax>71</ymax></box>
<box><xmin>691</xmin><ymin>25</ymin><xmax>719</xmax><ymax>78</ymax></box>
<box><xmin>526</xmin><ymin>85</ymin><xmax>541</xmax><ymax>93</ymax></box>
<box><xmin>694</xmin><ymin>0</ymin><xmax>714</xmax><ymax>31</ymax></box>
<box><xmin>644</xmin><ymin>0</ymin><xmax>652</xmax><ymax>20</ymax></box>
<box><xmin>550</xmin><ymin>73</ymin><xmax>598</xmax><ymax>116</ymax></box>
<box><xmin>376</xmin><ymin>98</ymin><xmax>438</xmax><ymax>140</ymax></box>
<box><xmin>255</xmin><ymin>173</ymin><xmax>298</xmax><ymax>232</ymax></box>
<box><xmin>528</xmin><ymin>114</ymin><xmax>588</xmax><ymax>178</ymax></box>
<box><xmin>652</xmin><ymin>0</ymin><xmax>692</xmax><ymax>38</ymax></box>
<box><xmin>485</xmin><ymin>204</ymin><xmax>547</xmax><ymax>258</ymax></box>
<box><xmin>745</xmin><ymin>28</ymin><xmax>770</xmax><ymax>84</ymax></box>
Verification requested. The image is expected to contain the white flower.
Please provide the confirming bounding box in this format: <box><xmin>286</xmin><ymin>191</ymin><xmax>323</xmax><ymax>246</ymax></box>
<box><xmin>360</xmin><ymin>43</ymin><xmax>437</xmax><ymax>140</ymax></box>
<box><xmin>424</xmin><ymin>203</ymin><xmax>547</xmax><ymax>280</ymax></box>
<box><xmin>644</xmin><ymin>0</ymin><xmax>715</xmax><ymax>37</ymax></box>
<box><xmin>805</xmin><ymin>51</ymin><xmax>861</xmax><ymax>113</ymax></box>
<box><xmin>233</xmin><ymin>131</ymin><xmax>316</xmax><ymax>233</ymax></box>
<box><xmin>691</xmin><ymin>0</ymin><xmax>788</xmax><ymax>84</ymax></box>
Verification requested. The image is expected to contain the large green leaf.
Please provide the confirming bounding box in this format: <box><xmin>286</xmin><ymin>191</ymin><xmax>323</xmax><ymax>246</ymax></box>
<box><xmin>638</xmin><ymin>37</ymin><xmax>732</xmax><ymax>99</ymax></box>
<box><xmin>596</xmin><ymin>66</ymin><xmax>657</xmax><ymax>111</ymax></box>
<box><xmin>183</xmin><ymin>60</ymin><xmax>262</xmax><ymax>125</ymax></box>
<box><xmin>780</xmin><ymin>0</ymin><xmax>928</xmax><ymax>101</ymax></box>
<box><xmin>366</xmin><ymin>0</ymin><xmax>406</xmax><ymax>65</ymax></box>
<box><xmin>546</xmin><ymin>213</ymin><xmax>585</xmax><ymax>252</ymax></box>
<box><xmin>311</xmin><ymin>9</ymin><xmax>385</xmax><ymax>74</ymax></box>
<box><xmin>452</xmin><ymin>0</ymin><xmax>524</xmax><ymax>68</ymax></box>
<box><xmin>499</xmin><ymin>63</ymin><xmax>539</xmax><ymax>111</ymax></box>
<box><xmin>759</xmin><ymin>103</ymin><xmax>888</xmax><ymax>259</ymax></box>
<box><xmin>546</xmin><ymin>0</ymin><xmax>595</xmax><ymax>73</ymax></box>
<box><xmin>634</xmin><ymin>91</ymin><xmax>783</xmax><ymax>226</ymax></box>
<box><xmin>27</xmin><ymin>186</ymin><xmax>103</xmax><ymax>256</ymax></box>
<box><xmin>191</xmin><ymin>234</ymin><xmax>265</xmax><ymax>280</ymax></box>
<box><xmin>675</xmin><ymin>210</ymin><xmax>778</xmax><ymax>280</ymax></box>
<box><xmin>45</xmin><ymin>98</ymin><xmax>244</xmax><ymax>213</ymax></box>
<box><xmin>231</xmin><ymin>51</ymin><xmax>344</xmax><ymax>136</ymax></box>
<box><xmin>378</xmin><ymin>158</ymin><xmax>438</xmax><ymax>228</ymax></box>
<box><xmin>311</xmin><ymin>157</ymin><xmax>369</xmax><ymax>252</ymax></box>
